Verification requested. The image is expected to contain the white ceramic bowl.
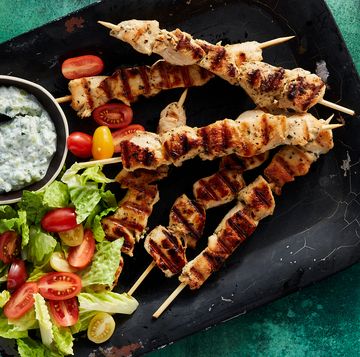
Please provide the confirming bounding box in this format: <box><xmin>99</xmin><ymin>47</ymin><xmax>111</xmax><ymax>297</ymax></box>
<box><xmin>0</xmin><ymin>75</ymin><xmax>69</xmax><ymax>204</ymax></box>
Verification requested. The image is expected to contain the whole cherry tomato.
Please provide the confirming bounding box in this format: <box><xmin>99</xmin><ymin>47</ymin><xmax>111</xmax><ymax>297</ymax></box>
<box><xmin>41</xmin><ymin>208</ymin><xmax>77</xmax><ymax>233</ymax></box>
<box><xmin>112</xmin><ymin>124</ymin><xmax>145</xmax><ymax>153</ymax></box>
<box><xmin>7</xmin><ymin>259</ymin><xmax>27</xmax><ymax>292</ymax></box>
<box><xmin>92</xmin><ymin>103</ymin><xmax>133</xmax><ymax>129</ymax></box>
<box><xmin>67</xmin><ymin>132</ymin><xmax>93</xmax><ymax>158</ymax></box>
<box><xmin>0</xmin><ymin>231</ymin><xmax>20</xmax><ymax>264</ymax></box>
<box><xmin>92</xmin><ymin>126</ymin><xmax>114</xmax><ymax>160</ymax></box>
<box><xmin>61</xmin><ymin>55</ymin><xmax>104</xmax><ymax>79</ymax></box>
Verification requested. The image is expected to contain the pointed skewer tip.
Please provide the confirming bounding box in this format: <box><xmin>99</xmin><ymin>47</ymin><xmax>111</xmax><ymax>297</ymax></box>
<box><xmin>319</xmin><ymin>99</ymin><xmax>355</xmax><ymax>116</ymax></box>
<box><xmin>322</xmin><ymin>123</ymin><xmax>344</xmax><ymax>131</ymax></box>
<box><xmin>259</xmin><ymin>35</ymin><xmax>295</xmax><ymax>49</ymax></box>
<box><xmin>98</xmin><ymin>20</ymin><xmax>119</xmax><ymax>31</ymax></box>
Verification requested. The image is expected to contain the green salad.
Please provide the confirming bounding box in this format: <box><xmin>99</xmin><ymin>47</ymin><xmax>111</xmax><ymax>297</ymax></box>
<box><xmin>0</xmin><ymin>163</ymin><xmax>138</xmax><ymax>356</ymax></box>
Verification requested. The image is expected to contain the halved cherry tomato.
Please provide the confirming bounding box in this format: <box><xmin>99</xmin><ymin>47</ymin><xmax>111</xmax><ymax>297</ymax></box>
<box><xmin>0</xmin><ymin>231</ymin><xmax>20</xmax><ymax>264</ymax></box>
<box><xmin>93</xmin><ymin>103</ymin><xmax>133</xmax><ymax>129</ymax></box>
<box><xmin>87</xmin><ymin>312</ymin><xmax>115</xmax><ymax>344</ymax></box>
<box><xmin>7</xmin><ymin>259</ymin><xmax>27</xmax><ymax>292</ymax></box>
<box><xmin>4</xmin><ymin>282</ymin><xmax>38</xmax><ymax>319</ymax></box>
<box><xmin>50</xmin><ymin>252</ymin><xmax>77</xmax><ymax>273</ymax></box>
<box><xmin>38</xmin><ymin>272</ymin><xmax>82</xmax><ymax>300</ymax></box>
<box><xmin>58</xmin><ymin>224</ymin><xmax>84</xmax><ymax>247</ymax></box>
<box><xmin>48</xmin><ymin>297</ymin><xmax>79</xmax><ymax>327</ymax></box>
<box><xmin>112</xmin><ymin>124</ymin><xmax>145</xmax><ymax>153</ymax></box>
<box><xmin>67</xmin><ymin>229</ymin><xmax>95</xmax><ymax>269</ymax></box>
<box><xmin>92</xmin><ymin>126</ymin><xmax>114</xmax><ymax>160</ymax></box>
<box><xmin>41</xmin><ymin>208</ymin><xmax>77</xmax><ymax>233</ymax></box>
<box><xmin>61</xmin><ymin>55</ymin><xmax>104</xmax><ymax>80</ymax></box>
<box><xmin>67</xmin><ymin>132</ymin><xmax>93</xmax><ymax>158</ymax></box>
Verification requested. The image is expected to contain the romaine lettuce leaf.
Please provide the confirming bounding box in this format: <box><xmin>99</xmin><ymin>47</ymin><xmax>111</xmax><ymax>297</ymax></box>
<box><xmin>0</xmin><ymin>290</ymin><xmax>10</xmax><ymax>307</ymax></box>
<box><xmin>0</xmin><ymin>313</ymin><xmax>28</xmax><ymax>339</ymax></box>
<box><xmin>25</xmin><ymin>227</ymin><xmax>57</xmax><ymax>266</ymax></box>
<box><xmin>18</xmin><ymin>190</ymin><xmax>47</xmax><ymax>225</ymax></box>
<box><xmin>70</xmin><ymin>310</ymin><xmax>98</xmax><ymax>334</ymax></box>
<box><xmin>34</xmin><ymin>293</ymin><xmax>53</xmax><ymax>346</ymax></box>
<box><xmin>85</xmin><ymin>205</ymin><xmax>117</xmax><ymax>242</ymax></box>
<box><xmin>0</xmin><ymin>205</ymin><xmax>17</xmax><ymax>219</ymax></box>
<box><xmin>81</xmin><ymin>239</ymin><xmax>123</xmax><ymax>288</ymax></box>
<box><xmin>17</xmin><ymin>337</ymin><xmax>64</xmax><ymax>357</ymax></box>
<box><xmin>78</xmin><ymin>291</ymin><xmax>138</xmax><ymax>315</ymax></box>
<box><xmin>43</xmin><ymin>181</ymin><xmax>69</xmax><ymax>208</ymax></box>
<box><xmin>8</xmin><ymin>308</ymin><xmax>38</xmax><ymax>331</ymax></box>
<box><xmin>0</xmin><ymin>210</ymin><xmax>29</xmax><ymax>248</ymax></box>
<box><xmin>52</xmin><ymin>324</ymin><xmax>74</xmax><ymax>356</ymax></box>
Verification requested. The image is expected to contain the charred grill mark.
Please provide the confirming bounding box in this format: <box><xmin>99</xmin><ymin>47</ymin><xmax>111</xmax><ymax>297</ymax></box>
<box><xmin>172</xmin><ymin>206</ymin><xmax>201</xmax><ymax>240</ymax></box>
<box><xmin>121</xmin><ymin>201</ymin><xmax>152</xmax><ymax>215</ymax></box>
<box><xmin>220</xmin><ymin>154</ymin><xmax>246</xmax><ymax>170</ymax></box>
<box><xmin>189</xmin><ymin>266</ymin><xmax>205</xmax><ymax>286</ymax></box>
<box><xmin>222</xmin><ymin>121</ymin><xmax>230</xmax><ymax>150</ymax></box>
<box><xmin>98</xmin><ymin>77</ymin><xmax>112</xmax><ymax>100</ymax></box>
<box><xmin>274</xmin><ymin>155</ymin><xmax>296</xmax><ymax>177</ymax></box>
<box><xmin>119</xmin><ymin>68</ymin><xmax>134</xmax><ymax>102</ymax></box>
<box><xmin>120</xmin><ymin>141</ymin><xmax>131</xmax><ymax>169</ymax></box>
<box><xmin>247</xmin><ymin>69</ymin><xmax>261</xmax><ymax>87</ymax></box>
<box><xmin>227</xmin><ymin>210</ymin><xmax>255</xmax><ymax>242</ymax></box>
<box><xmin>196</xmin><ymin>179</ymin><xmax>218</xmax><ymax>201</ymax></box>
<box><xmin>158</xmin><ymin>62</ymin><xmax>170</xmax><ymax>88</ymax></box>
<box><xmin>260</xmin><ymin>68</ymin><xmax>285</xmax><ymax>92</ymax></box>
<box><xmin>210</xmin><ymin>47</ymin><xmax>226</xmax><ymax>71</ymax></box>
<box><xmin>81</xmin><ymin>78</ymin><xmax>94</xmax><ymax>110</ymax></box>
<box><xmin>227</xmin><ymin>64</ymin><xmax>237</xmax><ymax>78</ymax></box>
<box><xmin>302</xmin><ymin>82</ymin><xmax>324</xmax><ymax>111</ymax></box>
<box><xmin>202</xmin><ymin>250</ymin><xmax>225</xmax><ymax>271</ymax></box>
<box><xmin>138</xmin><ymin>66</ymin><xmax>151</xmax><ymax>95</ymax></box>
<box><xmin>101</xmin><ymin>218</ymin><xmax>134</xmax><ymax>253</ymax></box>
<box><xmin>217</xmin><ymin>170</ymin><xmax>242</xmax><ymax>195</ymax></box>
<box><xmin>180</xmin><ymin>66</ymin><xmax>192</xmax><ymax>87</ymax></box>
<box><xmin>175</xmin><ymin>31</ymin><xmax>204</xmax><ymax>61</ymax></box>
<box><xmin>253</xmin><ymin>185</ymin><xmax>273</xmax><ymax>208</ymax></box>
<box><xmin>198</xmin><ymin>127</ymin><xmax>209</xmax><ymax>155</ymax></box>
<box><xmin>261</xmin><ymin>114</ymin><xmax>270</xmax><ymax>146</ymax></box>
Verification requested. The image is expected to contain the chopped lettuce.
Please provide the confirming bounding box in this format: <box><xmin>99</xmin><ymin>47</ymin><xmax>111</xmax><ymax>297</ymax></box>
<box><xmin>8</xmin><ymin>308</ymin><xmax>38</xmax><ymax>331</ymax></box>
<box><xmin>18</xmin><ymin>190</ymin><xmax>47</xmax><ymax>225</ymax></box>
<box><xmin>0</xmin><ymin>313</ymin><xmax>28</xmax><ymax>339</ymax></box>
<box><xmin>43</xmin><ymin>181</ymin><xmax>69</xmax><ymax>208</ymax></box>
<box><xmin>0</xmin><ymin>205</ymin><xmax>17</xmax><ymax>219</ymax></box>
<box><xmin>70</xmin><ymin>310</ymin><xmax>98</xmax><ymax>334</ymax></box>
<box><xmin>81</xmin><ymin>239</ymin><xmax>123</xmax><ymax>288</ymax></box>
<box><xmin>25</xmin><ymin>227</ymin><xmax>57</xmax><ymax>266</ymax></box>
<box><xmin>52</xmin><ymin>325</ymin><xmax>74</xmax><ymax>356</ymax></box>
<box><xmin>34</xmin><ymin>293</ymin><xmax>54</xmax><ymax>347</ymax></box>
<box><xmin>17</xmin><ymin>337</ymin><xmax>64</xmax><ymax>357</ymax></box>
<box><xmin>0</xmin><ymin>290</ymin><xmax>11</xmax><ymax>307</ymax></box>
<box><xmin>78</xmin><ymin>291</ymin><xmax>139</xmax><ymax>315</ymax></box>
<box><xmin>0</xmin><ymin>209</ymin><xmax>29</xmax><ymax>248</ymax></box>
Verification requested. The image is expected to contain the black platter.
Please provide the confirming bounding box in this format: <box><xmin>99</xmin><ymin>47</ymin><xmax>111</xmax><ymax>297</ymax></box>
<box><xmin>0</xmin><ymin>0</ymin><xmax>359</xmax><ymax>356</ymax></box>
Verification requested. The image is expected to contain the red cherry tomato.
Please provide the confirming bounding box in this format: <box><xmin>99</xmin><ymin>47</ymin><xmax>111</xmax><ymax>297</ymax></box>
<box><xmin>67</xmin><ymin>132</ymin><xmax>93</xmax><ymax>158</ymax></box>
<box><xmin>7</xmin><ymin>260</ymin><xmax>27</xmax><ymax>292</ymax></box>
<box><xmin>67</xmin><ymin>229</ymin><xmax>95</xmax><ymax>269</ymax></box>
<box><xmin>92</xmin><ymin>126</ymin><xmax>114</xmax><ymax>160</ymax></box>
<box><xmin>48</xmin><ymin>297</ymin><xmax>79</xmax><ymax>327</ymax></box>
<box><xmin>0</xmin><ymin>231</ymin><xmax>20</xmax><ymax>264</ymax></box>
<box><xmin>112</xmin><ymin>124</ymin><xmax>145</xmax><ymax>153</ymax></box>
<box><xmin>4</xmin><ymin>282</ymin><xmax>38</xmax><ymax>319</ymax></box>
<box><xmin>41</xmin><ymin>208</ymin><xmax>77</xmax><ymax>233</ymax></box>
<box><xmin>61</xmin><ymin>55</ymin><xmax>104</xmax><ymax>80</ymax></box>
<box><xmin>92</xmin><ymin>103</ymin><xmax>133</xmax><ymax>129</ymax></box>
<box><xmin>37</xmin><ymin>272</ymin><xmax>82</xmax><ymax>301</ymax></box>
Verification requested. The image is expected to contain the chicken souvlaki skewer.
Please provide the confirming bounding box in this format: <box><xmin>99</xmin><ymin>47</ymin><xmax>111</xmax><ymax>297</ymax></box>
<box><xmin>152</xmin><ymin>125</ymin><xmax>334</xmax><ymax>318</ymax></box>
<box><xmin>98</xmin><ymin>20</ymin><xmax>354</xmax><ymax>116</ymax></box>
<box><xmin>127</xmin><ymin>153</ymin><xmax>268</xmax><ymax>296</ymax></box>
<box><xmin>56</xmin><ymin>32</ymin><xmax>296</xmax><ymax>117</ymax></box>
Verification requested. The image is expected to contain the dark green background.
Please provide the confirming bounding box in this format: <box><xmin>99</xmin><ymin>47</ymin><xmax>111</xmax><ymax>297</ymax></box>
<box><xmin>0</xmin><ymin>1</ymin><xmax>359</xmax><ymax>356</ymax></box>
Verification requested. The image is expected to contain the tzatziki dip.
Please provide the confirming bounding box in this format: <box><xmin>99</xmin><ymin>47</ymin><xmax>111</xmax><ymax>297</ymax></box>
<box><xmin>0</xmin><ymin>86</ymin><xmax>57</xmax><ymax>193</ymax></box>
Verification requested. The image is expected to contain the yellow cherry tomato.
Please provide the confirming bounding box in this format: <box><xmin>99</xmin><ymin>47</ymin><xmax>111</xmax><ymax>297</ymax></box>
<box><xmin>49</xmin><ymin>252</ymin><xmax>77</xmax><ymax>273</ymax></box>
<box><xmin>87</xmin><ymin>312</ymin><xmax>115</xmax><ymax>343</ymax></box>
<box><xmin>58</xmin><ymin>224</ymin><xmax>84</xmax><ymax>247</ymax></box>
<box><xmin>92</xmin><ymin>126</ymin><xmax>114</xmax><ymax>160</ymax></box>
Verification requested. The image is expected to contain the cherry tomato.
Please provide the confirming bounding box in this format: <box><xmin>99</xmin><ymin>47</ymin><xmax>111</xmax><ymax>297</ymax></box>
<box><xmin>41</xmin><ymin>208</ymin><xmax>77</xmax><ymax>233</ymax></box>
<box><xmin>67</xmin><ymin>132</ymin><xmax>93</xmax><ymax>158</ymax></box>
<box><xmin>87</xmin><ymin>312</ymin><xmax>115</xmax><ymax>344</ymax></box>
<box><xmin>50</xmin><ymin>252</ymin><xmax>77</xmax><ymax>273</ymax></box>
<box><xmin>38</xmin><ymin>272</ymin><xmax>82</xmax><ymax>300</ymax></box>
<box><xmin>58</xmin><ymin>224</ymin><xmax>84</xmax><ymax>247</ymax></box>
<box><xmin>92</xmin><ymin>126</ymin><xmax>114</xmax><ymax>160</ymax></box>
<box><xmin>0</xmin><ymin>231</ymin><xmax>20</xmax><ymax>264</ymax></box>
<box><xmin>61</xmin><ymin>55</ymin><xmax>104</xmax><ymax>80</ymax></box>
<box><xmin>112</xmin><ymin>124</ymin><xmax>145</xmax><ymax>153</ymax></box>
<box><xmin>67</xmin><ymin>229</ymin><xmax>95</xmax><ymax>269</ymax></box>
<box><xmin>3</xmin><ymin>282</ymin><xmax>38</xmax><ymax>319</ymax></box>
<box><xmin>7</xmin><ymin>259</ymin><xmax>27</xmax><ymax>292</ymax></box>
<box><xmin>48</xmin><ymin>297</ymin><xmax>79</xmax><ymax>327</ymax></box>
<box><xmin>93</xmin><ymin>103</ymin><xmax>133</xmax><ymax>129</ymax></box>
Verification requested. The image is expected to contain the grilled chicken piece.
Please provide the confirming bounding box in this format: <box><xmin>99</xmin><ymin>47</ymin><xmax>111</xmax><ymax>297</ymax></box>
<box><xmin>238</xmin><ymin>62</ymin><xmax>325</xmax><ymax>112</ymax></box>
<box><xmin>69</xmin><ymin>60</ymin><xmax>213</xmax><ymax>118</ymax></box>
<box><xmin>144</xmin><ymin>226</ymin><xmax>187</xmax><ymax>277</ymax></box>
<box><xmin>102</xmin><ymin>185</ymin><xmax>159</xmax><ymax>256</ymax></box>
<box><xmin>168</xmin><ymin>194</ymin><xmax>206</xmax><ymax>249</ymax></box>
<box><xmin>120</xmin><ymin>110</ymin><xmax>324</xmax><ymax>171</ymax></box>
<box><xmin>193</xmin><ymin>169</ymin><xmax>246</xmax><ymax>210</ymax></box>
<box><xmin>158</xmin><ymin>89</ymin><xmax>188</xmax><ymax>134</ymax></box>
<box><xmin>180</xmin><ymin>176</ymin><xmax>275</xmax><ymax>289</ymax></box>
<box><xmin>264</xmin><ymin>128</ymin><xmax>333</xmax><ymax>195</ymax></box>
<box><xmin>115</xmin><ymin>165</ymin><xmax>169</xmax><ymax>189</ymax></box>
<box><xmin>220</xmin><ymin>152</ymin><xmax>269</xmax><ymax>170</ymax></box>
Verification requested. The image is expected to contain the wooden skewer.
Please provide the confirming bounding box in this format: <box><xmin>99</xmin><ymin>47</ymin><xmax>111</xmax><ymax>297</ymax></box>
<box><xmin>319</xmin><ymin>99</ymin><xmax>355</xmax><ymax>116</ymax></box>
<box><xmin>324</xmin><ymin>114</ymin><xmax>334</xmax><ymax>124</ymax></box>
<box><xmin>322</xmin><ymin>123</ymin><xmax>344</xmax><ymax>130</ymax></box>
<box><xmin>153</xmin><ymin>282</ymin><xmax>187</xmax><ymax>319</ymax></box>
<box><xmin>128</xmin><ymin>261</ymin><xmax>157</xmax><ymax>296</ymax></box>
<box><xmin>56</xmin><ymin>95</ymin><xmax>72</xmax><ymax>103</ymax></box>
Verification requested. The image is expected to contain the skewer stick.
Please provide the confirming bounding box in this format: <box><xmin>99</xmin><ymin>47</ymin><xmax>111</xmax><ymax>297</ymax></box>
<box><xmin>258</xmin><ymin>35</ymin><xmax>295</xmax><ymax>49</ymax></box>
<box><xmin>56</xmin><ymin>95</ymin><xmax>72</xmax><ymax>104</ymax></box>
<box><xmin>98</xmin><ymin>20</ymin><xmax>119</xmax><ymax>31</ymax></box>
<box><xmin>325</xmin><ymin>114</ymin><xmax>334</xmax><ymax>124</ymax></box>
<box><xmin>322</xmin><ymin>123</ymin><xmax>344</xmax><ymax>130</ymax></box>
<box><xmin>319</xmin><ymin>99</ymin><xmax>355</xmax><ymax>116</ymax></box>
<box><xmin>128</xmin><ymin>261</ymin><xmax>157</xmax><ymax>296</ymax></box>
<box><xmin>153</xmin><ymin>282</ymin><xmax>187</xmax><ymax>319</ymax></box>
<box><xmin>75</xmin><ymin>157</ymin><xmax>122</xmax><ymax>168</ymax></box>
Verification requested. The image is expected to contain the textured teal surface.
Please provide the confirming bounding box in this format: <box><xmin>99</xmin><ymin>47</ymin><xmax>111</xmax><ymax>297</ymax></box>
<box><xmin>0</xmin><ymin>1</ymin><xmax>359</xmax><ymax>356</ymax></box>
